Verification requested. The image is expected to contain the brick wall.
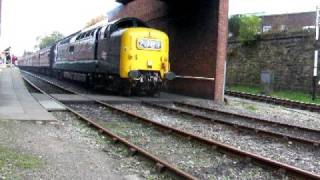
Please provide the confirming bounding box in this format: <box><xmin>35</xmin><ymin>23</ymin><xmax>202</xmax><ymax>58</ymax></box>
<box><xmin>261</xmin><ymin>12</ymin><xmax>316</xmax><ymax>32</ymax></box>
<box><xmin>110</xmin><ymin>0</ymin><xmax>224</xmax><ymax>99</ymax></box>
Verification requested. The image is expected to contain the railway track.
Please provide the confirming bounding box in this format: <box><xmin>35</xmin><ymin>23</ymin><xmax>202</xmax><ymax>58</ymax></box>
<box><xmin>22</xmin><ymin>73</ymin><xmax>197</xmax><ymax>179</ymax></box>
<box><xmin>226</xmin><ymin>90</ymin><xmax>320</xmax><ymax>113</ymax></box>
<box><xmin>142</xmin><ymin>101</ymin><xmax>320</xmax><ymax>146</ymax></box>
<box><xmin>21</xmin><ymin>70</ymin><xmax>320</xmax><ymax>179</ymax></box>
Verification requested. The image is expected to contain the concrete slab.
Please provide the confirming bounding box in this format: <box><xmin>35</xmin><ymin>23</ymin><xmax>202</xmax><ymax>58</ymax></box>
<box><xmin>86</xmin><ymin>94</ymin><xmax>139</xmax><ymax>103</ymax></box>
<box><xmin>31</xmin><ymin>93</ymin><xmax>66</xmax><ymax>111</ymax></box>
<box><xmin>0</xmin><ymin>67</ymin><xmax>56</xmax><ymax>121</ymax></box>
<box><xmin>51</xmin><ymin>94</ymin><xmax>91</xmax><ymax>102</ymax></box>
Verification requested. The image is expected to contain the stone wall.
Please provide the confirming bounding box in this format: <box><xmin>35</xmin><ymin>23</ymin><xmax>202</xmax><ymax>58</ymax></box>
<box><xmin>227</xmin><ymin>32</ymin><xmax>318</xmax><ymax>92</ymax></box>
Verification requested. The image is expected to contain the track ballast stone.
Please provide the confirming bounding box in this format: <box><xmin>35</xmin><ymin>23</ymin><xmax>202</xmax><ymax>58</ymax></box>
<box><xmin>113</xmin><ymin>103</ymin><xmax>320</xmax><ymax>175</ymax></box>
<box><xmin>69</xmin><ymin>103</ymin><xmax>292</xmax><ymax>180</ymax></box>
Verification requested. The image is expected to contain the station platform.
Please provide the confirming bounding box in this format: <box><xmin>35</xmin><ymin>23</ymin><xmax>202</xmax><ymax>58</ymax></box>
<box><xmin>0</xmin><ymin>67</ymin><xmax>57</xmax><ymax>121</ymax></box>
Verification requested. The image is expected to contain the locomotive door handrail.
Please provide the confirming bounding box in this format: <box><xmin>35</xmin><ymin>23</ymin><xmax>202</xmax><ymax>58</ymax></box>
<box><xmin>175</xmin><ymin>75</ymin><xmax>215</xmax><ymax>81</ymax></box>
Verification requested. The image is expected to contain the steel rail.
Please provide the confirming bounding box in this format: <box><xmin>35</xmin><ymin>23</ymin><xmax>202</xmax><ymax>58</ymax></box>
<box><xmin>22</xmin><ymin>75</ymin><xmax>197</xmax><ymax>180</ymax></box>
<box><xmin>142</xmin><ymin>101</ymin><xmax>320</xmax><ymax>147</ymax></box>
<box><xmin>225</xmin><ymin>90</ymin><xmax>320</xmax><ymax>112</ymax></box>
<box><xmin>91</xmin><ymin>101</ymin><xmax>320</xmax><ymax>179</ymax></box>
<box><xmin>21</xmin><ymin>70</ymin><xmax>75</xmax><ymax>94</ymax></box>
<box><xmin>174</xmin><ymin>101</ymin><xmax>320</xmax><ymax>135</ymax></box>
<box><xmin>22</xmin><ymin>71</ymin><xmax>320</xmax><ymax>179</ymax></box>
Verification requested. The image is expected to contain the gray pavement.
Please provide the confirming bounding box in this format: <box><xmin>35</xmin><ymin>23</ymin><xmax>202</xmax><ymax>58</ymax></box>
<box><xmin>0</xmin><ymin>67</ymin><xmax>56</xmax><ymax>121</ymax></box>
<box><xmin>31</xmin><ymin>93</ymin><xmax>66</xmax><ymax>111</ymax></box>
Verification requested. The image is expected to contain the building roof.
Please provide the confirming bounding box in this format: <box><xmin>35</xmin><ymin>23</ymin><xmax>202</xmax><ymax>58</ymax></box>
<box><xmin>116</xmin><ymin>0</ymin><xmax>134</xmax><ymax>4</ymax></box>
<box><xmin>260</xmin><ymin>11</ymin><xmax>315</xmax><ymax>18</ymax></box>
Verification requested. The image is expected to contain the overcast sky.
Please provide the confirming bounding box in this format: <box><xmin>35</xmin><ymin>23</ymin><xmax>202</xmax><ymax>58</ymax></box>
<box><xmin>0</xmin><ymin>0</ymin><xmax>319</xmax><ymax>56</ymax></box>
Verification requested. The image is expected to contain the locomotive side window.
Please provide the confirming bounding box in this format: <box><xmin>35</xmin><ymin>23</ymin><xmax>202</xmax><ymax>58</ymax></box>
<box><xmin>69</xmin><ymin>46</ymin><xmax>74</xmax><ymax>52</ymax></box>
<box><xmin>85</xmin><ymin>31</ymin><xmax>91</xmax><ymax>38</ymax></box>
<box><xmin>80</xmin><ymin>33</ymin><xmax>85</xmax><ymax>39</ymax></box>
<box><xmin>76</xmin><ymin>35</ymin><xmax>81</xmax><ymax>41</ymax></box>
<box><xmin>103</xmin><ymin>25</ymin><xmax>111</xmax><ymax>38</ymax></box>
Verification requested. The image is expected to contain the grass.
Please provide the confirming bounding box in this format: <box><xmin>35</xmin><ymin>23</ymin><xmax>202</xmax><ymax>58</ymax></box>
<box><xmin>228</xmin><ymin>85</ymin><xmax>320</xmax><ymax>105</ymax></box>
<box><xmin>245</xmin><ymin>105</ymin><xmax>258</xmax><ymax>111</ymax></box>
<box><xmin>228</xmin><ymin>85</ymin><xmax>261</xmax><ymax>95</ymax></box>
<box><xmin>0</xmin><ymin>146</ymin><xmax>42</xmax><ymax>178</ymax></box>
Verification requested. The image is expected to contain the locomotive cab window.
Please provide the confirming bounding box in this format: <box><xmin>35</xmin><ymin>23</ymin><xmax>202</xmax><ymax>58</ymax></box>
<box><xmin>110</xmin><ymin>19</ymin><xmax>148</xmax><ymax>34</ymax></box>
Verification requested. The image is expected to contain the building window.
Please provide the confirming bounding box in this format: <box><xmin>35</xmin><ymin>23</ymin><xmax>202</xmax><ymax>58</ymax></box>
<box><xmin>280</xmin><ymin>25</ymin><xmax>288</xmax><ymax>32</ymax></box>
<box><xmin>263</xmin><ymin>25</ymin><xmax>272</xmax><ymax>32</ymax></box>
<box><xmin>303</xmin><ymin>26</ymin><xmax>315</xmax><ymax>31</ymax></box>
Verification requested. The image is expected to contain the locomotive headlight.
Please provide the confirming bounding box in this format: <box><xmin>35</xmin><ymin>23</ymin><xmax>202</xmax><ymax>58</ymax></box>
<box><xmin>161</xmin><ymin>62</ymin><xmax>167</xmax><ymax>71</ymax></box>
<box><xmin>147</xmin><ymin>60</ymin><xmax>153</xmax><ymax>68</ymax></box>
<box><xmin>137</xmin><ymin>39</ymin><xmax>161</xmax><ymax>50</ymax></box>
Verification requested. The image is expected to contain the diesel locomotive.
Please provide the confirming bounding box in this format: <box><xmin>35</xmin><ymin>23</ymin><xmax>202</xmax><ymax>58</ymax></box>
<box><xmin>18</xmin><ymin>17</ymin><xmax>175</xmax><ymax>95</ymax></box>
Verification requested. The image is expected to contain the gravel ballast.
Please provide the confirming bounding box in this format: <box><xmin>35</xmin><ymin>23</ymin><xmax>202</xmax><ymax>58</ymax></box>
<box><xmin>167</xmin><ymin>102</ymin><xmax>320</xmax><ymax>142</ymax></box>
<box><xmin>112</xmin><ymin>103</ymin><xmax>320</xmax><ymax>175</ymax></box>
<box><xmin>69</xmin><ymin>103</ymin><xmax>293</xmax><ymax>180</ymax></box>
<box><xmin>191</xmin><ymin>95</ymin><xmax>320</xmax><ymax>131</ymax></box>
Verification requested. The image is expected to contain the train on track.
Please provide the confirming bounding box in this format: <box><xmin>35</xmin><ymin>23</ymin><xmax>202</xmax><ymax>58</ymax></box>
<box><xmin>18</xmin><ymin>17</ymin><xmax>175</xmax><ymax>96</ymax></box>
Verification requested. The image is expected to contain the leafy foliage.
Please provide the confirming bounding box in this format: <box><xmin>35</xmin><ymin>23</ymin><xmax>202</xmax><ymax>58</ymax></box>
<box><xmin>238</xmin><ymin>15</ymin><xmax>261</xmax><ymax>42</ymax></box>
<box><xmin>85</xmin><ymin>15</ymin><xmax>105</xmax><ymax>28</ymax></box>
<box><xmin>228</xmin><ymin>15</ymin><xmax>261</xmax><ymax>42</ymax></box>
<box><xmin>228</xmin><ymin>15</ymin><xmax>242</xmax><ymax>37</ymax></box>
<box><xmin>36</xmin><ymin>31</ymin><xmax>64</xmax><ymax>49</ymax></box>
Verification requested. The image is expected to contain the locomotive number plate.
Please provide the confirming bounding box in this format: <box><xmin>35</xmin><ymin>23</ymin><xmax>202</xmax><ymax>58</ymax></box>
<box><xmin>137</xmin><ymin>38</ymin><xmax>161</xmax><ymax>50</ymax></box>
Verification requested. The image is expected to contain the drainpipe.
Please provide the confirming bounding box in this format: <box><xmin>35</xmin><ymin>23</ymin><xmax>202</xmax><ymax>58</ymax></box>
<box><xmin>313</xmin><ymin>7</ymin><xmax>320</xmax><ymax>101</ymax></box>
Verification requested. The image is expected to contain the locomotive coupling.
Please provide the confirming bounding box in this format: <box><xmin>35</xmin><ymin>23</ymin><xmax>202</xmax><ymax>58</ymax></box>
<box><xmin>128</xmin><ymin>70</ymin><xmax>141</xmax><ymax>79</ymax></box>
<box><xmin>165</xmin><ymin>72</ymin><xmax>176</xmax><ymax>80</ymax></box>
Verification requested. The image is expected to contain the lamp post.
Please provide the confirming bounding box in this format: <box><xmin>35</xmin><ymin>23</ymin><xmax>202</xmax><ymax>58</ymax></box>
<box><xmin>312</xmin><ymin>6</ymin><xmax>320</xmax><ymax>101</ymax></box>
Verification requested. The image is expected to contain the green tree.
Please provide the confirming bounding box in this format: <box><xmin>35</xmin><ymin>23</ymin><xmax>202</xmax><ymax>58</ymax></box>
<box><xmin>238</xmin><ymin>15</ymin><xmax>261</xmax><ymax>42</ymax></box>
<box><xmin>36</xmin><ymin>31</ymin><xmax>64</xmax><ymax>49</ymax></box>
<box><xmin>228</xmin><ymin>15</ymin><xmax>242</xmax><ymax>37</ymax></box>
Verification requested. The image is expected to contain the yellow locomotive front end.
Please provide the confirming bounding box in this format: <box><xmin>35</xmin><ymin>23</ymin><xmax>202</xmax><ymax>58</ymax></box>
<box><xmin>120</xmin><ymin>27</ymin><xmax>175</xmax><ymax>95</ymax></box>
